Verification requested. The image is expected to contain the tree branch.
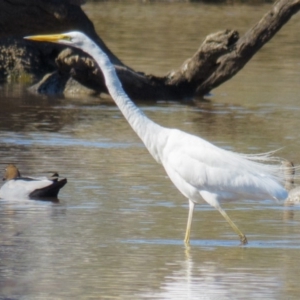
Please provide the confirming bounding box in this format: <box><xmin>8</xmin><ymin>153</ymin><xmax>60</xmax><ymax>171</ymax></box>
<box><xmin>195</xmin><ymin>0</ymin><xmax>300</xmax><ymax>96</ymax></box>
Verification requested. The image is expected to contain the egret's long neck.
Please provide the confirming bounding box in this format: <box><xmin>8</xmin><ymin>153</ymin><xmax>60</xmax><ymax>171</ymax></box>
<box><xmin>83</xmin><ymin>40</ymin><xmax>164</xmax><ymax>162</ymax></box>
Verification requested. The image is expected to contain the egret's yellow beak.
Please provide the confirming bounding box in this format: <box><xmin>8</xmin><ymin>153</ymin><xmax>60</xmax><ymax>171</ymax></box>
<box><xmin>24</xmin><ymin>34</ymin><xmax>69</xmax><ymax>43</ymax></box>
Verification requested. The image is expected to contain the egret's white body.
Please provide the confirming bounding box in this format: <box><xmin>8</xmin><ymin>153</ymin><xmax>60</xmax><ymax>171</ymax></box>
<box><xmin>0</xmin><ymin>164</ymin><xmax>67</xmax><ymax>200</ymax></box>
<box><xmin>25</xmin><ymin>32</ymin><xmax>290</xmax><ymax>244</ymax></box>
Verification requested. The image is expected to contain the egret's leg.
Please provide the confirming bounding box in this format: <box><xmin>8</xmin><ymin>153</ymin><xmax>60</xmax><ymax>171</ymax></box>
<box><xmin>184</xmin><ymin>199</ymin><xmax>195</xmax><ymax>244</ymax></box>
<box><xmin>217</xmin><ymin>206</ymin><xmax>248</xmax><ymax>245</ymax></box>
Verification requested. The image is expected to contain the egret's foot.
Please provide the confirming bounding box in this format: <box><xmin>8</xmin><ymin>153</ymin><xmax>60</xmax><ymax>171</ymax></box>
<box><xmin>240</xmin><ymin>235</ymin><xmax>248</xmax><ymax>245</ymax></box>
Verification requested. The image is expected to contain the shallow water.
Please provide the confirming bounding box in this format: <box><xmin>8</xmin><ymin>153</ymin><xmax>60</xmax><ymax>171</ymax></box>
<box><xmin>1</xmin><ymin>2</ymin><xmax>300</xmax><ymax>299</ymax></box>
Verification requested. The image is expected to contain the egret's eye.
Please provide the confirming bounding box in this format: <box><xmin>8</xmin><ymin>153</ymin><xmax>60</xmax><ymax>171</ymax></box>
<box><xmin>63</xmin><ymin>36</ymin><xmax>72</xmax><ymax>42</ymax></box>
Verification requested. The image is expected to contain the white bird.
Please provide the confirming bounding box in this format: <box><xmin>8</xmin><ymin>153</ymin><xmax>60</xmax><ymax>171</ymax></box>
<box><xmin>25</xmin><ymin>32</ymin><xmax>290</xmax><ymax>245</ymax></box>
<box><xmin>0</xmin><ymin>164</ymin><xmax>67</xmax><ymax>200</ymax></box>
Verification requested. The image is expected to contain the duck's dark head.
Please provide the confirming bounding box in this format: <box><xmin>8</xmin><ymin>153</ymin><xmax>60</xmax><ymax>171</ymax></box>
<box><xmin>3</xmin><ymin>164</ymin><xmax>21</xmax><ymax>181</ymax></box>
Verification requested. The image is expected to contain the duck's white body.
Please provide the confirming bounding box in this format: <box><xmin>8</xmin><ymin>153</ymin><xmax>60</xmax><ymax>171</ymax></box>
<box><xmin>0</xmin><ymin>165</ymin><xmax>67</xmax><ymax>200</ymax></box>
<box><xmin>0</xmin><ymin>177</ymin><xmax>64</xmax><ymax>200</ymax></box>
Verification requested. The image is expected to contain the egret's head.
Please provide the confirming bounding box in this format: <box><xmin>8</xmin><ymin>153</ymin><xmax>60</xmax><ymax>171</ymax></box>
<box><xmin>24</xmin><ymin>31</ymin><xmax>85</xmax><ymax>47</ymax></box>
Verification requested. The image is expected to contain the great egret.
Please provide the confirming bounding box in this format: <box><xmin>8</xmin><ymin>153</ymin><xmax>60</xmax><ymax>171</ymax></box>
<box><xmin>25</xmin><ymin>32</ymin><xmax>289</xmax><ymax>245</ymax></box>
<box><xmin>0</xmin><ymin>164</ymin><xmax>67</xmax><ymax>200</ymax></box>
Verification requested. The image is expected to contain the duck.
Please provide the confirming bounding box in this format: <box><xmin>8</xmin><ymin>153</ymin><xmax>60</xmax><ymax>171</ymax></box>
<box><xmin>0</xmin><ymin>164</ymin><xmax>67</xmax><ymax>200</ymax></box>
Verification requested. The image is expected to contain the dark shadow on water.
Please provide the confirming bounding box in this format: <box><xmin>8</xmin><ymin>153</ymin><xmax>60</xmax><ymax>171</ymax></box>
<box><xmin>29</xmin><ymin>197</ymin><xmax>60</xmax><ymax>203</ymax></box>
<box><xmin>0</xmin><ymin>197</ymin><xmax>60</xmax><ymax>203</ymax></box>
